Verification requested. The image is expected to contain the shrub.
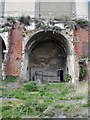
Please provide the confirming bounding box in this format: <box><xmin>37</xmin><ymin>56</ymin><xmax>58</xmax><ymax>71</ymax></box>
<box><xmin>23</xmin><ymin>81</ymin><xmax>38</xmax><ymax>92</ymax></box>
<box><xmin>3</xmin><ymin>17</ymin><xmax>16</xmax><ymax>27</ymax></box>
<box><xmin>38</xmin><ymin>84</ymin><xmax>49</xmax><ymax>96</ymax></box>
<box><xmin>75</xmin><ymin>19</ymin><xmax>88</xmax><ymax>27</ymax></box>
<box><xmin>64</xmin><ymin>74</ymin><xmax>72</xmax><ymax>82</ymax></box>
<box><xmin>0</xmin><ymin>27</ymin><xmax>10</xmax><ymax>33</ymax></box>
<box><xmin>4</xmin><ymin>76</ymin><xmax>16</xmax><ymax>83</ymax></box>
<box><xmin>7</xmin><ymin>17</ymin><xmax>15</xmax><ymax>23</ymax></box>
<box><xmin>10</xmin><ymin>90</ymin><xmax>27</xmax><ymax>100</ymax></box>
<box><xmin>18</xmin><ymin>16</ymin><xmax>30</xmax><ymax>25</ymax></box>
<box><xmin>79</xmin><ymin>64</ymin><xmax>86</xmax><ymax>80</ymax></box>
<box><xmin>38</xmin><ymin>89</ymin><xmax>45</xmax><ymax>96</ymax></box>
<box><xmin>82</xmin><ymin>56</ymin><xmax>90</xmax><ymax>61</ymax></box>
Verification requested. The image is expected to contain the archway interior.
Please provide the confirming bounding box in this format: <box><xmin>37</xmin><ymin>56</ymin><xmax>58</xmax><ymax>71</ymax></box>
<box><xmin>0</xmin><ymin>36</ymin><xmax>6</xmax><ymax>60</ymax></box>
<box><xmin>26</xmin><ymin>31</ymin><xmax>69</xmax><ymax>82</ymax></box>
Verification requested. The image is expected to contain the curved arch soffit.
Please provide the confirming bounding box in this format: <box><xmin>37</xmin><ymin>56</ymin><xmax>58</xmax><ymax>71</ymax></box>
<box><xmin>25</xmin><ymin>30</ymin><xmax>71</xmax><ymax>55</ymax></box>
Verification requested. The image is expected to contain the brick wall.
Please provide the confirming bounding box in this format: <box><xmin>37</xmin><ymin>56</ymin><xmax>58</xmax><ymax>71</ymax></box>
<box><xmin>73</xmin><ymin>26</ymin><xmax>88</xmax><ymax>59</ymax></box>
<box><xmin>5</xmin><ymin>22</ymin><xmax>23</xmax><ymax>76</ymax></box>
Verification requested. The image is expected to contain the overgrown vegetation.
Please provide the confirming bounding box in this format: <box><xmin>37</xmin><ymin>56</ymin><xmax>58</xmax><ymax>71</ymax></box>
<box><xmin>0</xmin><ymin>27</ymin><xmax>10</xmax><ymax>33</ymax></box>
<box><xmin>82</xmin><ymin>56</ymin><xmax>90</xmax><ymax>61</ymax></box>
<box><xmin>5</xmin><ymin>76</ymin><xmax>16</xmax><ymax>82</ymax></box>
<box><xmin>0</xmin><ymin>16</ymin><xmax>88</xmax><ymax>35</ymax></box>
<box><xmin>75</xmin><ymin>19</ymin><xmax>88</xmax><ymax>28</ymax></box>
<box><xmin>1</xmin><ymin>81</ymin><xmax>88</xmax><ymax>118</ymax></box>
<box><xmin>79</xmin><ymin>64</ymin><xmax>86</xmax><ymax>81</ymax></box>
<box><xmin>0</xmin><ymin>16</ymin><xmax>89</xmax><ymax>118</ymax></box>
<box><xmin>2</xmin><ymin>17</ymin><xmax>15</xmax><ymax>28</ymax></box>
<box><xmin>54</xmin><ymin>16</ymin><xmax>70</xmax><ymax>22</ymax></box>
<box><xmin>18</xmin><ymin>16</ymin><xmax>31</xmax><ymax>25</ymax></box>
<box><xmin>23</xmin><ymin>81</ymin><xmax>38</xmax><ymax>92</ymax></box>
<box><xmin>2</xmin><ymin>76</ymin><xmax>16</xmax><ymax>85</ymax></box>
<box><xmin>64</xmin><ymin>74</ymin><xmax>72</xmax><ymax>82</ymax></box>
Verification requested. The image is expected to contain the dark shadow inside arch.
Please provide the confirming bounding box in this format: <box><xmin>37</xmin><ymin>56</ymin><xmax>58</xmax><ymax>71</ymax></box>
<box><xmin>0</xmin><ymin>36</ymin><xmax>6</xmax><ymax>60</ymax></box>
<box><xmin>25</xmin><ymin>31</ymin><xmax>70</xmax><ymax>82</ymax></box>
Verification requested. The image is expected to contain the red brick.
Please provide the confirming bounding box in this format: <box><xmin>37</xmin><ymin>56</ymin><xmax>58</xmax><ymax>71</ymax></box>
<box><xmin>5</xmin><ymin>22</ymin><xmax>23</xmax><ymax>77</ymax></box>
<box><xmin>73</xmin><ymin>26</ymin><xmax>88</xmax><ymax>59</ymax></box>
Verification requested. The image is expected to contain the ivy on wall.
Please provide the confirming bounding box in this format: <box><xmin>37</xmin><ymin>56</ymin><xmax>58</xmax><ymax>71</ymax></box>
<box><xmin>75</xmin><ymin>19</ymin><xmax>88</xmax><ymax>28</ymax></box>
<box><xmin>64</xmin><ymin>74</ymin><xmax>72</xmax><ymax>82</ymax></box>
<box><xmin>79</xmin><ymin>63</ymin><xmax>86</xmax><ymax>81</ymax></box>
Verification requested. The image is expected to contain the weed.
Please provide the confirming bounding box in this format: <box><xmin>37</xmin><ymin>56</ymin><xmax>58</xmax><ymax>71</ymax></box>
<box><xmin>35</xmin><ymin>103</ymin><xmax>47</xmax><ymax>112</ymax></box>
<box><xmin>2</xmin><ymin>106</ymin><xmax>12</xmax><ymax>111</ymax></box>
<box><xmin>55</xmin><ymin>104</ymin><xmax>64</xmax><ymax>109</ymax></box>
<box><xmin>3</xmin><ymin>76</ymin><xmax>16</xmax><ymax>84</ymax></box>
<box><xmin>23</xmin><ymin>81</ymin><xmax>38</xmax><ymax>92</ymax></box>
<box><xmin>64</xmin><ymin>74</ymin><xmax>72</xmax><ymax>82</ymax></box>
<box><xmin>82</xmin><ymin>102</ymin><xmax>90</xmax><ymax>107</ymax></box>
<box><xmin>2</xmin><ymin>82</ymin><xmax>88</xmax><ymax>118</ymax></box>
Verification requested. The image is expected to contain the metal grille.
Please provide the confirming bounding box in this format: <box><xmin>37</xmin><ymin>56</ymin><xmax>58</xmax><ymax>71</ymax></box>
<box><xmin>34</xmin><ymin>71</ymin><xmax>60</xmax><ymax>83</ymax></box>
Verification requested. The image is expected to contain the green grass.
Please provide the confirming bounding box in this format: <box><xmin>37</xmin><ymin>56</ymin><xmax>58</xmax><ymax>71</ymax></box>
<box><xmin>23</xmin><ymin>81</ymin><xmax>38</xmax><ymax>92</ymax></box>
<box><xmin>1</xmin><ymin>81</ymin><xmax>88</xmax><ymax>118</ymax></box>
<box><xmin>0</xmin><ymin>88</ymin><xmax>3</xmax><ymax>97</ymax></box>
<box><xmin>1</xmin><ymin>76</ymin><xmax>17</xmax><ymax>87</ymax></box>
<box><xmin>3</xmin><ymin>76</ymin><xmax>16</xmax><ymax>83</ymax></box>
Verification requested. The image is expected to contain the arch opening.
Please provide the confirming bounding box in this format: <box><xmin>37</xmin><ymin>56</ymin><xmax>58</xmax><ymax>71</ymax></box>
<box><xmin>24</xmin><ymin>31</ymin><xmax>72</xmax><ymax>82</ymax></box>
<box><xmin>0</xmin><ymin>36</ymin><xmax>6</xmax><ymax>60</ymax></box>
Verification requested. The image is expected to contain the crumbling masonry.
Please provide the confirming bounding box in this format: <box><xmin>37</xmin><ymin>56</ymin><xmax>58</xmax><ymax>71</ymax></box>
<box><xmin>1</xmin><ymin>21</ymin><xmax>89</xmax><ymax>83</ymax></box>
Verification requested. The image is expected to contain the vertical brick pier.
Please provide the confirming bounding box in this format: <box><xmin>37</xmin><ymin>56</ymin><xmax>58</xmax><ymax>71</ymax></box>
<box><xmin>5</xmin><ymin>22</ymin><xmax>23</xmax><ymax>77</ymax></box>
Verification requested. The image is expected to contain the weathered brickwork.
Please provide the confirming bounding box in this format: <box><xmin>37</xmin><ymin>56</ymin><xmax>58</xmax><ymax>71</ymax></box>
<box><xmin>3</xmin><ymin>22</ymin><xmax>89</xmax><ymax>82</ymax></box>
<box><xmin>5</xmin><ymin>22</ymin><xmax>23</xmax><ymax>76</ymax></box>
<box><xmin>73</xmin><ymin>26</ymin><xmax>89</xmax><ymax>81</ymax></box>
<box><xmin>73</xmin><ymin>26</ymin><xmax>88</xmax><ymax>59</ymax></box>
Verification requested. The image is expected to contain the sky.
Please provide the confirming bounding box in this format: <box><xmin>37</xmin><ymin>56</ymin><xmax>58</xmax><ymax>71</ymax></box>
<box><xmin>0</xmin><ymin>0</ymin><xmax>89</xmax><ymax>18</ymax></box>
<box><xmin>1</xmin><ymin>0</ymin><xmax>89</xmax><ymax>2</ymax></box>
<box><xmin>76</xmin><ymin>0</ymin><xmax>88</xmax><ymax>17</ymax></box>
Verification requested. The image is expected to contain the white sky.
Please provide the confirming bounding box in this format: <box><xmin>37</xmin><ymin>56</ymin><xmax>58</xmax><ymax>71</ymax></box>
<box><xmin>2</xmin><ymin>0</ymin><xmax>90</xmax><ymax>2</ymax></box>
<box><xmin>76</xmin><ymin>0</ymin><xmax>88</xmax><ymax>17</ymax></box>
<box><xmin>0</xmin><ymin>0</ymin><xmax>89</xmax><ymax>17</ymax></box>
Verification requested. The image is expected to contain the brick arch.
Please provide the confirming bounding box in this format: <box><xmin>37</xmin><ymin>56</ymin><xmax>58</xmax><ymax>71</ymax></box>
<box><xmin>25</xmin><ymin>30</ymin><xmax>71</xmax><ymax>55</ymax></box>
<box><xmin>21</xmin><ymin>30</ymin><xmax>77</xmax><ymax>83</ymax></box>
